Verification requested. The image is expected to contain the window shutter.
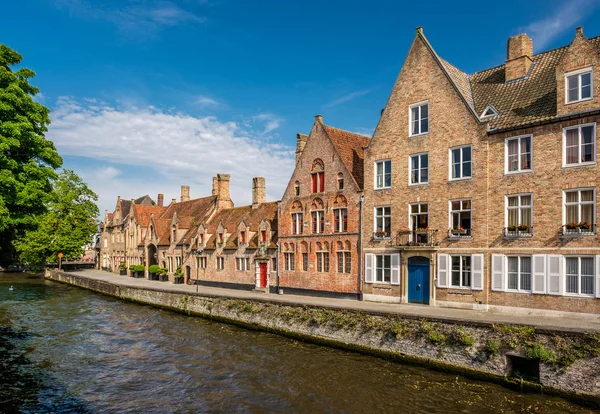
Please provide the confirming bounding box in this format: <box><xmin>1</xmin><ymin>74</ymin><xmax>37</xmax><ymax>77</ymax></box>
<box><xmin>471</xmin><ymin>254</ymin><xmax>484</xmax><ymax>290</ymax></box>
<box><xmin>365</xmin><ymin>254</ymin><xmax>374</xmax><ymax>283</ymax></box>
<box><xmin>491</xmin><ymin>254</ymin><xmax>505</xmax><ymax>291</ymax></box>
<box><xmin>546</xmin><ymin>255</ymin><xmax>563</xmax><ymax>295</ymax></box>
<box><xmin>437</xmin><ymin>254</ymin><xmax>448</xmax><ymax>288</ymax></box>
<box><xmin>391</xmin><ymin>254</ymin><xmax>400</xmax><ymax>285</ymax></box>
<box><xmin>532</xmin><ymin>254</ymin><xmax>546</xmax><ymax>294</ymax></box>
<box><xmin>319</xmin><ymin>172</ymin><xmax>325</xmax><ymax>192</ymax></box>
<box><xmin>596</xmin><ymin>256</ymin><xmax>600</xmax><ymax>298</ymax></box>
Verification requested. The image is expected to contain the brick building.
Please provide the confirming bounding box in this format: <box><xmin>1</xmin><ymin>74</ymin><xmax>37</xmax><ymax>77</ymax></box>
<box><xmin>362</xmin><ymin>27</ymin><xmax>600</xmax><ymax>314</ymax></box>
<box><xmin>278</xmin><ymin>116</ymin><xmax>369</xmax><ymax>298</ymax></box>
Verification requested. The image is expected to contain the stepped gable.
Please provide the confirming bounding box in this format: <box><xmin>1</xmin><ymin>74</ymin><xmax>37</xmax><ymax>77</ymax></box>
<box><xmin>322</xmin><ymin>125</ymin><xmax>370</xmax><ymax>189</ymax></box>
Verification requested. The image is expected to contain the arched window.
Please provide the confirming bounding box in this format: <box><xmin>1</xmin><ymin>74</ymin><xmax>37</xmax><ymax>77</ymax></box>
<box><xmin>284</xmin><ymin>242</ymin><xmax>294</xmax><ymax>271</ymax></box>
<box><xmin>333</xmin><ymin>195</ymin><xmax>348</xmax><ymax>233</ymax></box>
<box><xmin>337</xmin><ymin>241</ymin><xmax>351</xmax><ymax>274</ymax></box>
<box><xmin>316</xmin><ymin>241</ymin><xmax>329</xmax><ymax>273</ymax></box>
<box><xmin>300</xmin><ymin>241</ymin><xmax>309</xmax><ymax>271</ymax></box>
<box><xmin>311</xmin><ymin>198</ymin><xmax>324</xmax><ymax>234</ymax></box>
<box><xmin>337</xmin><ymin>173</ymin><xmax>344</xmax><ymax>190</ymax></box>
<box><xmin>291</xmin><ymin>200</ymin><xmax>303</xmax><ymax>235</ymax></box>
<box><xmin>311</xmin><ymin>159</ymin><xmax>325</xmax><ymax>193</ymax></box>
<box><xmin>172</xmin><ymin>226</ymin><xmax>177</xmax><ymax>243</ymax></box>
<box><xmin>294</xmin><ymin>180</ymin><xmax>300</xmax><ymax>196</ymax></box>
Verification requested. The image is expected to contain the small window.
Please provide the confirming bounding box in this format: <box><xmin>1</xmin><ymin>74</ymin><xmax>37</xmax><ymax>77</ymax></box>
<box><xmin>311</xmin><ymin>172</ymin><xmax>325</xmax><ymax>193</ymax></box>
<box><xmin>316</xmin><ymin>251</ymin><xmax>329</xmax><ymax>272</ymax></box>
<box><xmin>294</xmin><ymin>181</ymin><xmax>300</xmax><ymax>196</ymax></box>
<box><xmin>375</xmin><ymin>160</ymin><xmax>392</xmax><ymax>189</ymax></box>
<box><xmin>261</xmin><ymin>230</ymin><xmax>267</xmax><ymax>242</ymax></box>
<box><xmin>271</xmin><ymin>257</ymin><xmax>277</xmax><ymax>272</ymax></box>
<box><xmin>375</xmin><ymin>255</ymin><xmax>392</xmax><ymax>283</ymax></box>
<box><xmin>563</xmin><ymin>124</ymin><xmax>596</xmax><ymax>166</ymax></box>
<box><xmin>506</xmin><ymin>135</ymin><xmax>532</xmax><ymax>173</ymax></box>
<box><xmin>219</xmin><ymin>233</ymin><xmax>224</xmax><ymax>243</ymax></box>
<box><xmin>333</xmin><ymin>208</ymin><xmax>348</xmax><ymax>233</ymax></box>
<box><xmin>337</xmin><ymin>173</ymin><xmax>344</xmax><ymax>190</ymax></box>
<box><xmin>449</xmin><ymin>199</ymin><xmax>472</xmax><ymax>236</ymax></box>
<box><xmin>410</xmin><ymin>102</ymin><xmax>429</xmax><ymax>136</ymax></box>
<box><xmin>284</xmin><ymin>252</ymin><xmax>294</xmax><ymax>271</ymax></box>
<box><xmin>410</xmin><ymin>153</ymin><xmax>429</xmax><ymax>185</ymax></box>
<box><xmin>337</xmin><ymin>251</ymin><xmax>351</xmax><ymax>273</ymax></box>
<box><xmin>563</xmin><ymin>188</ymin><xmax>595</xmax><ymax>234</ymax></box>
<box><xmin>506</xmin><ymin>194</ymin><xmax>533</xmax><ymax>231</ymax></box>
<box><xmin>507</xmin><ymin>256</ymin><xmax>532</xmax><ymax>292</ymax></box>
<box><xmin>236</xmin><ymin>257</ymin><xmax>249</xmax><ymax>271</ymax></box>
<box><xmin>302</xmin><ymin>252</ymin><xmax>308</xmax><ymax>271</ymax></box>
<box><xmin>565</xmin><ymin>256</ymin><xmax>595</xmax><ymax>296</ymax></box>
<box><xmin>217</xmin><ymin>256</ymin><xmax>224</xmax><ymax>270</ymax></box>
<box><xmin>197</xmin><ymin>256</ymin><xmax>207</xmax><ymax>269</ymax></box>
<box><xmin>374</xmin><ymin>206</ymin><xmax>391</xmax><ymax>238</ymax></box>
<box><xmin>312</xmin><ymin>210</ymin><xmax>324</xmax><ymax>234</ymax></box>
<box><xmin>291</xmin><ymin>213</ymin><xmax>303</xmax><ymax>235</ymax></box>
<box><xmin>480</xmin><ymin>105</ymin><xmax>498</xmax><ymax>119</ymax></box>
<box><xmin>566</xmin><ymin>68</ymin><xmax>593</xmax><ymax>104</ymax></box>
<box><xmin>451</xmin><ymin>255</ymin><xmax>471</xmax><ymax>288</ymax></box>
<box><xmin>450</xmin><ymin>145</ymin><xmax>472</xmax><ymax>180</ymax></box>
<box><xmin>240</xmin><ymin>231</ymin><xmax>246</xmax><ymax>243</ymax></box>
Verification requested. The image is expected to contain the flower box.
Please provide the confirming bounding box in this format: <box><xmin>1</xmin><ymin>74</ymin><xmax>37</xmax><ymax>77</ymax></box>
<box><xmin>578</xmin><ymin>222</ymin><xmax>591</xmax><ymax>231</ymax></box>
<box><xmin>415</xmin><ymin>228</ymin><xmax>429</xmax><ymax>234</ymax></box>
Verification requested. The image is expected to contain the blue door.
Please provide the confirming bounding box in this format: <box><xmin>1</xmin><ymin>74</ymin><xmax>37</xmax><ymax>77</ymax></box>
<box><xmin>408</xmin><ymin>257</ymin><xmax>430</xmax><ymax>304</ymax></box>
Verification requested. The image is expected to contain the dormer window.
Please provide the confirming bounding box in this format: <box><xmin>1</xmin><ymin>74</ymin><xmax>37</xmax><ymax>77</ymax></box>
<box><xmin>240</xmin><ymin>231</ymin><xmax>246</xmax><ymax>243</ymax></box>
<box><xmin>480</xmin><ymin>105</ymin><xmax>499</xmax><ymax>120</ymax></box>
<box><xmin>199</xmin><ymin>233</ymin><xmax>204</xmax><ymax>244</ymax></box>
<box><xmin>566</xmin><ymin>68</ymin><xmax>593</xmax><ymax>104</ymax></box>
<box><xmin>261</xmin><ymin>230</ymin><xmax>267</xmax><ymax>242</ymax></box>
<box><xmin>219</xmin><ymin>233</ymin><xmax>223</xmax><ymax>243</ymax></box>
<box><xmin>409</xmin><ymin>102</ymin><xmax>429</xmax><ymax>136</ymax></box>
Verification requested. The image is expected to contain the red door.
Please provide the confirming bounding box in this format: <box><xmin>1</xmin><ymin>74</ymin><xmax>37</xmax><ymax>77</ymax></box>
<box><xmin>259</xmin><ymin>263</ymin><xmax>267</xmax><ymax>288</ymax></box>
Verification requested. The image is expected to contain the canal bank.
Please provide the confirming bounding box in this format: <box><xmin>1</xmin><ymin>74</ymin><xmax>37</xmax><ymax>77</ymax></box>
<box><xmin>46</xmin><ymin>269</ymin><xmax>600</xmax><ymax>407</ymax></box>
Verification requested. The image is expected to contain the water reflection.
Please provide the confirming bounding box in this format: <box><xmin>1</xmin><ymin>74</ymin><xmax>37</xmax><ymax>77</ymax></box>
<box><xmin>0</xmin><ymin>273</ymin><xmax>592</xmax><ymax>413</ymax></box>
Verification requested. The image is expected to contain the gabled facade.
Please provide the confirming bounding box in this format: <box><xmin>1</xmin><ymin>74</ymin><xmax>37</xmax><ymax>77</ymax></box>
<box><xmin>279</xmin><ymin>115</ymin><xmax>369</xmax><ymax>298</ymax></box>
<box><xmin>363</xmin><ymin>26</ymin><xmax>600</xmax><ymax>315</ymax></box>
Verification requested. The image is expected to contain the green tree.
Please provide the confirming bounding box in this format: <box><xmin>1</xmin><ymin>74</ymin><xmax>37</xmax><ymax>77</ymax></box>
<box><xmin>14</xmin><ymin>170</ymin><xmax>99</xmax><ymax>270</ymax></box>
<box><xmin>0</xmin><ymin>44</ymin><xmax>63</xmax><ymax>266</ymax></box>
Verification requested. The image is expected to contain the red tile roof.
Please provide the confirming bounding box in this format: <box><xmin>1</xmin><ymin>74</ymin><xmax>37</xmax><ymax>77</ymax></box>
<box><xmin>133</xmin><ymin>204</ymin><xmax>166</xmax><ymax>227</ymax></box>
<box><xmin>156</xmin><ymin>196</ymin><xmax>218</xmax><ymax>246</ymax></box>
<box><xmin>323</xmin><ymin>125</ymin><xmax>370</xmax><ymax>189</ymax></box>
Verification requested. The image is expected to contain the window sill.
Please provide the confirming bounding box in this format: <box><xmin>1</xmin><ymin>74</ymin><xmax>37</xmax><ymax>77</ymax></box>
<box><xmin>409</xmin><ymin>132</ymin><xmax>429</xmax><ymax>138</ymax></box>
<box><xmin>505</xmin><ymin>289</ymin><xmax>532</xmax><ymax>294</ymax></box>
<box><xmin>562</xmin><ymin>161</ymin><xmax>596</xmax><ymax>169</ymax></box>
<box><xmin>504</xmin><ymin>169</ymin><xmax>533</xmax><ymax>176</ymax></box>
<box><xmin>565</xmin><ymin>97</ymin><xmax>593</xmax><ymax>106</ymax></box>
<box><xmin>563</xmin><ymin>293</ymin><xmax>595</xmax><ymax>298</ymax></box>
<box><xmin>561</xmin><ymin>232</ymin><xmax>596</xmax><ymax>237</ymax></box>
<box><xmin>408</xmin><ymin>182</ymin><xmax>429</xmax><ymax>187</ymax></box>
<box><xmin>441</xmin><ymin>286</ymin><xmax>473</xmax><ymax>290</ymax></box>
<box><xmin>374</xmin><ymin>187</ymin><xmax>392</xmax><ymax>191</ymax></box>
<box><xmin>448</xmin><ymin>177</ymin><xmax>472</xmax><ymax>182</ymax></box>
<box><xmin>448</xmin><ymin>235</ymin><xmax>472</xmax><ymax>240</ymax></box>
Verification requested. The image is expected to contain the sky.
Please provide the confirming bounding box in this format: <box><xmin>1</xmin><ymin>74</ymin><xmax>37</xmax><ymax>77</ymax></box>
<box><xmin>2</xmin><ymin>0</ymin><xmax>600</xmax><ymax>217</ymax></box>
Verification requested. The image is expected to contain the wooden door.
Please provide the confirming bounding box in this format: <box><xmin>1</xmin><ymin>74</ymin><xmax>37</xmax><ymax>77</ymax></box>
<box><xmin>259</xmin><ymin>263</ymin><xmax>267</xmax><ymax>288</ymax></box>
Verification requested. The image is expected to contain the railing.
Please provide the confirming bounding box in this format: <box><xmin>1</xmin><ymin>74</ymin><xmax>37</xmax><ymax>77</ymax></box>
<box><xmin>448</xmin><ymin>228</ymin><xmax>472</xmax><ymax>239</ymax></box>
<box><xmin>373</xmin><ymin>231</ymin><xmax>391</xmax><ymax>240</ymax></box>
<box><xmin>562</xmin><ymin>224</ymin><xmax>596</xmax><ymax>236</ymax></box>
<box><xmin>504</xmin><ymin>226</ymin><xmax>533</xmax><ymax>238</ymax></box>
<box><xmin>396</xmin><ymin>229</ymin><xmax>439</xmax><ymax>247</ymax></box>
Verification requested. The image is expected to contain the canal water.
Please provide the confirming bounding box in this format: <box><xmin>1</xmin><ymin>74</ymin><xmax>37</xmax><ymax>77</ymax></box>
<box><xmin>0</xmin><ymin>273</ymin><xmax>592</xmax><ymax>413</ymax></box>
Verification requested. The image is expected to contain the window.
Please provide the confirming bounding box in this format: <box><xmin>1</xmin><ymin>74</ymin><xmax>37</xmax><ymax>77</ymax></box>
<box><xmin>197</xmin><ymin>256</ymin><xmax>207</xmax><ymax>269</ymax></box>
<box><xmin>312</xmin><ymin>210</ymin><xmax>324</xmax><ymax>234</ymax></box>
<box><xmin>566</xmin><ymin>68</ymin><xmax>592</xmax><ymax>104</ymax></box>
<box><xmin>172</xmin><ymin>227</ymin><xmax>177</xmax><ymax>243</ymax></box>
<box><xmin>294</xmin><ymin>181</ymin><xmax>300</xmax><ymax>196</ymax></box>
<box><xmin>450</xmin><ymin>146</ymin><xmax>472</xmax><ymax>180</ymax></box>
<box><xmin>218</xmin><ymin>233</ymin><xmax>224</xmax><ymax>243</ymax></box>
<box><xmin>375</xmin><ymin>160</ymin><xmax>392</xmax><ymax>189</ymax></box>
<box><xmin>302</xmin><ymin>253</ymin><xmax>308</xmax><ymax>271</ymax></box>
<box><xmin>375</xmin><ymin>255</ymin><xmax>391</xmax><ymax>283</ymax></box>
<box><xmin>410</xmin><ymin>203</ymin><xmax>428</xmax><ymax>231</ymax></box>
<box><xmin>240</xmin><ymin>231</ymin><xmax>246</xmax><ymax>243</ymax></box>
<box><xmin>337</xmin><ymin>251</ymin><xmax>351</xmax><ymax>273</ymax></box>
<box><xmin>480</xmin><ymin>105</ymin><xmax>498</xmax><ymax>119</ymax></box>
<box><xmin>217</xmin><ymin>256</ymin><xmax>224</xmax><ymax>270</ymax></box>
<box><xmin>506</xmin><ymin>194</ymin><xmax>532</xmax><ymax>229</ymax></box>
<box><xmin>565</xmin><ymin>257</ymin><xmax>595</xmax><ymax>296</ymax></box>
<box><xmin>291</xmin><ymin>213</ymin><xmax>303</xmax><ymax>235</ymax></box>
<box><xmin>284</xmin><ymin>253</ymin><xmax>295</xmax><ymax>271</ymax></box>
<box><xmin>236</xmin><ymin>257</ymin><xmax>249</xmax><ymax>271</ymax></box>
<box><xmin>564</xmin><ymin>188</ymin><xmax>595</xmax><ymax>232</ymax></box>
<box><xmin>451</xmin><ymin>255</ymin><xmax>471</xmax><ymax>288</ymax></box>
<box><xmin>374</xmin><ymin>206</ymin><xmax>391</xmax><ymax>238</ymax></box>
<box><xmin>410</xmin><ymin>102</ymin><xmax>429</xmax><ymax>136</ymax></box>
<box><xmin>506</xmin><ymin>256</ymin><xmax>532</xmax><ymax>292</ymax></box>
<box><xmin>168</xmin><ymin>257</ymin><xmax>173</xmax><ymax>273</ymax></box>
<box><xmin>176</xmin><ymin>257</ymin><xmax>181</xmax><ymax>267</ymax></box>
<box><xmin>337</xmin><ymin>173</ymin><xmax>344</xmax><ymax>190</ymax></box>
<box><xmin>261</xmin><ymin>230</ymin><xmax>267</xmax><ymax>242</ymax></box>
<box><xmin>316</xmin><ymin>251</ymin><xmax>329</xmax><ymax>272</ymax></box>
<box><xmin>410</xmin><ymin>153</ymin><xmax>429</xmax><ymax>185</ymax></box>
<box><xmin>199</xmin><ymin>233</ymin><xmax>204</xmax><ymax>245</ymax></box>
<box><xmin>333</xmin><ymin>208</ymin><xmax>348</xmax><ymax>233</ymax></box>
<box><xmin>449</xmin><ymin>199</ymin><xmax>472</xmax><ymax>235</ymax></box>
<box><xmin>311</xmin><ymin>172</ymin><xmax>325</xmax><ymax>193</ymax></box>
<box><xmin>271</xmin><ymin>258</ymin><xmax>277</xmax><ymax>272</ymax></box>
<box><xmin>563</xmin><ymin>124</ymin><xmax>595</xmax><ymax>166</ymax></box>
<box><xmin>506</xmin><ymin>135</ymin><xmax>532</xmax><ymax>173</ymax></box>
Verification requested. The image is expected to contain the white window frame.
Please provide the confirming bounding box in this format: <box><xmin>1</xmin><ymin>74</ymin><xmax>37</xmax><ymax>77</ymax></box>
<box><xmin>311</xmin><ymin>210</ymin><xmax>324</xmax><ymax>234</ymax></box>
<box><xmin>565</xmin><ymin>67</ymin><xmax>593</xmax><ymax>104</ymax></box>
<box><xmin>333</xmin><ymin>208</ymin><xmax>348</xmax><ymax>233</ymax></box>
<box><xmin>448</xmin><ymin>145</ymin><xmax>472</xmax><ymax>181</ymax></box>
<box><xmin>562</xmin><ymin>187</ymin><xmax>596</xmax><ymax>233</ymax></box>
<box><xmin>505</xmin><ymin>193</ymin><xmax>533</xmax><ymax>229</ymax></box>
<box><xmin>450</xmin><ymin>255</ymin><xmax>472</xmax><ymax>288</ymax></box>
<box><xmin>479</xmin><ymin>105</ymin><xmax>498</xmax><ymax>120</ymax></box>
<box><xmin>563</xmin><ymin>255</ymin><xmax>595</xmax><ymax>297</ymax></box>
<box><xmin>375</xmin><ymin>254</ymin><xmax>392</xmax><ymax>283</ymax></box>
<box><xmin>291</xmin><ymin>212</ymin><xmax>303</xmax><ymax>235</ymax></box>
<box><xmin>409</xmin><ymin>101</ymin><xmax>429</xmax><ymax>137</ymax></box>
<box><xmin>217</xmin><ymin>256</ymin><xmax>225</xmax><ymax>270</ymax></box>
<box><xmin>505</xmin><ymin>134</ymin><xmax>533</xmax><ymax>174</ymax></box>
<box><xmin>448</xmin><ymin>198</ymin><xmax>472</xmax><ymax>236</ymax></box>
<box><xmin>236</xmin><ymin>257</ymin><xmax>249</xmax><ymax>271</ymax></box>
<box><xmin>562</xmin><ymin>123</ymin><xmax>596</xmax><ymax>167</ymax></box>
<box><xmin>284</xmin><ymin>252</ymin><xmax>294</xmax><ymax>271</ymax></box>
<box><xmin>197</xmin><ymin>256</ymin><xmax>207</xmax><ymax>269</ymax></box>
<box><xmin>374</xmin><ymin>205</ymin><xmax>392</xmax><ymax>238</ymax></box>
<box><xmin>506</xmin><ymin>255</ymin><xmax>533</xmax><ymax>293</ymax></box>
<box><xmin>409</xmin><ymin>152</ymin><xmax>429</xmax><ymax>185</ymax></box>
<box><xmin>374</xmin><ymin>159</ymin><xmax>392</xmax><ymax>189</ymax></box>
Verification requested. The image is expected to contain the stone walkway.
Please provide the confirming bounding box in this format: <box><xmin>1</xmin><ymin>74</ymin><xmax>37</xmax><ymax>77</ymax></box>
<box><xmin>57</xmin><ymin>269</ymin><xmax>600</xmax><ymax>333</ymax></box>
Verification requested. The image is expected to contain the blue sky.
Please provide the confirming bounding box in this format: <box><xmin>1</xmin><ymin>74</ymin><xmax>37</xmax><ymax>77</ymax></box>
<box><xmin>2</xmin><ymin>0</ymin><xmax>600</xmax><ymax>216</ymax></box>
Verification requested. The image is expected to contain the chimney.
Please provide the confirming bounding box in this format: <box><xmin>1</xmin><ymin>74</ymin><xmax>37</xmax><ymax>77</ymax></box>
<box><xmin>576</xmin><ymin>26</ymin><xmax>584</xmax><ymax>35</ymax></box>
<box><xmin>181</xmin><ymin>185</ymin><xmax>190</xmax><ymax>202</ymax></box>
<box><xmin>171</xmin><ymin>198</ymin><xmax>176</xmax><ymax>204</ymax></box>
<box><xmin>252</xmin><ymin>177</ymin><xmax>266</xmax><ymax>208</ymax></box>
<box><xmin>315</xmin><ymin>114</ymin><xmax>323</xmax><ymax>124</ymax></box>
<box><xmin>157</xmin><ymin>193</ymin><xmax>164</xmax><ymax>207</ymax></box>
<box><xmin>296</xmin><ymin>133</ymin><xmax>308</xmax><ymax>163</ymax></box>
<box><xmin>505</xmin><ymin>33</ymin><xmax>533</xmax><ymax>82</ymax></box>
<box><xmin>212</xmin><ymin>177</ymin><xmax>218</xmax><ymax>196</ymax></box>
<box><xmin>215</xmin><ymin>173</ymin><xmax>233</xmax><ymax>210</ymax></box>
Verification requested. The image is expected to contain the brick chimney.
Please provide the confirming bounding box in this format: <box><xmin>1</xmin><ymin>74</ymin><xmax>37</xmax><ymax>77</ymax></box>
<box><xmin>157</xmin><ymin>193</ymin><xmax>164</xmax><ymax>207</ymax></box>
<box><xmin>505</xmin><ymin>33</ymin><xmax>533</xmax><ymax>82</ymax></box>
<box><xmin>215</xmin><ymin>173</ymin><xmax>233</xmax><ymax>210</ymax></box>
<box><xmin>181</xmin><ymin>185</ymin><xmax>190</xmax><ymax>202</ymax></box>
<box><xmin>212</xmin><ymin>176</ymin><xmax>218</xmax><ymax>196</ymax></box>
<box><xmin>296</xmin><ymin>133</ymin><xmax>308</xmax><ymax>163</ymax></box>
<box><xmin>252</xmin><ymin>177</ymin><xmax>266</xmax><ymax>208</ymax></box>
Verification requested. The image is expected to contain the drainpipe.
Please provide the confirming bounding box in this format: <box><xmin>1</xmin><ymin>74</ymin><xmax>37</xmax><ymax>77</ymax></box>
<box><xmin>359</xmin><ymin>194</ymin><xmax>364</xmax><ymax>301</ymax></box>
<box><xmin>276</xmin><ymin>241</ymin><xmax>281</xmax><ymax>294</ymax></box>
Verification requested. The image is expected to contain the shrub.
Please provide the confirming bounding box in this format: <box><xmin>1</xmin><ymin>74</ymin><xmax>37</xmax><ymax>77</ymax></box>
<box><xmin>451</xmin><ymin>327</ymin><xmax>474</xmax><ymax>346</ymax></box>
<box><xmin>134</xmin><ymin>264</ymin><xmax>145</xmax><ymax>272</ymax></box>
<box><xmin>174</xmin><ymin>266</ymin><xmax>184</xmax><ymax>277</ymax></box>
<box><xmin>128</xmin><ymin>265</ymin><xmax>136</xmax><ymax>271</ymax></box>
<box><xmin>119</xmin><ymin>261</ymin><xmax>127</xmax><ymax>270</ymax></box>
<box><xmin>484</xmin><ymin>339</ymin><xmax>500</xmax><ymax>358</ymax></box>
<box><xmin>148</xmin><ymin>265</ymin><xmax>161</xmax><ymax>274</ymax></box>
<box><xmin>389</xmin><ymin>321</ymin><xmax>409</xmax><ymax>339</ymax></box>
<box><xmin>525</xmin><ymin>343</ymin><xmax>556</xmax><ymax>364</ymax></box>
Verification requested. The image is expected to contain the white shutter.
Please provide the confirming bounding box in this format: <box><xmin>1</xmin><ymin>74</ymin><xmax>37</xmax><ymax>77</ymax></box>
<box><xmin>596</xmin><ymin>256</ymin><xmax>600</xmax><ymax>298</ymax></box>
<box><xmin>532</xmin><ymin>254</ymin><xmax>546</xmax><ymax>294</ymax></box>
<box><xmin>547</xmin><ymin>255</ymin><xmax>563</xmax><ymax>295</ymax></box>
<box><xmin>471</xmin><ymin>254</ymin><xmax>484</xmax><ymax>290</ymax></box>
<box><xmin>391</xmin><ymin>254</ymin><xmax>400</xmax><ymax>285</ymax></box>
<box><xmin>437</xmin><ymin>254</ymin><xmax>448</xmax><ymax>288</ymax></box>
<box><xmin>365</xmin><ymin>254</ymin><xmax>374</xmax><ymax>283</ymax></box>
<box><xmin>491</xmin><ymin>254</ymin><xmax>505</xmax><ymax>291</ymax></box>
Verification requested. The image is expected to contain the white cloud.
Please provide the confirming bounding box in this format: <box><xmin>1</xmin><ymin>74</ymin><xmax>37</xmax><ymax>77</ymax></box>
<box><xmin>252</xmin><ymin>113</ymin><xmax>283</xmax><ymax>134</ymax></box>
<box><xmin>196</xmin><ymin>95</ymin><xmax>219</xmax><ymax>107</ymax></box>
<box><xmin>519</xmin><ymin>0</ymin><xmax>600</xmax><ymax>51</ymax></box>
<box><xmin>48</xmin><ymin>98</ymin><xmax>294</xmax><ymax>213</ymax></box>
<box><xmin>324</xmin><ymin>89</ymin><xmax>372</xmax><ymax>108</ymax></box>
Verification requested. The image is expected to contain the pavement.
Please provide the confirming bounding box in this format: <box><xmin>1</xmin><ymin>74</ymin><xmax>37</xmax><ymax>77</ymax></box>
<box><xmin>55</xmin><ymin>269</ymin><xmax>600</xmax><ymax>333</ymax></box>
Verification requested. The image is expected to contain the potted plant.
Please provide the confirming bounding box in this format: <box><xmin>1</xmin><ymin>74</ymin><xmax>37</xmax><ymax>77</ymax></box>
<box><xmin>134</xmin><ymin>264</ymin><xmax>145</xmax><ymax>278</ymax></box>
<box><xmin>579</xmin><ymin>221</ymin><xmax>591</xmax><ymax>231</ymax></box>
<box><xmin>564</xmin><ymin>222</ymin><xmax>578</xmax><ymax>232</ymax></box>
<box><xmin>128</xmin><ymin>264</ymin><xmax>136</xmax><ymax>277</ymax></box>
<box><xmin>449</xmin><ymin>225</ymin><xmax>466</xmax><ymax>235</ymax></box>
<box><xmin>507</xmin><ymin>225</ymin><xmax>517</xmax><ymax>232</ymax></box>
<box><xmin>148</xmin><ymin>264</ymin><xmax>161</xmax><ymax>281</ymax></box>
<box><xmin>118</xmin><ymin>262</ymin><xmax>127</xmax><ymax>276</ymax></box>
<box><xmin>173</xmin><ymin>266</ymin><xmax>184</xmax><ymax>284</ymax></box>
<box><xmin>415</xmin><ymin>227</ymin><xmax>429</xmax><ymax>234</ymax></box>
<box><xmin>374</xmin><ymin>229</ymin><xmax>388</xmax><ymax>239</ymax></box>
<box><xmin>398</xmin><ymin>227</ymin><xmax>411</xmax><ymax>234</ymax></box>
<box><xmin>517</xmin><ymin>224</ymin><xmax>531</xmax><ymax>233</ymax></box>
<box><xmin>158</xmin><ymin>267</ymin><xmax>169</xmax><ymax>282</ymax></box>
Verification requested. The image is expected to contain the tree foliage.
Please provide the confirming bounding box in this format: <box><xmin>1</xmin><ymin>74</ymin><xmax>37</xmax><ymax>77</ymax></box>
<box><xmin>14</xmin><ymin>170</ymin><xmax>99</xmax><ymax>270</ymax></box>
<box><xmin>0</xmin><ymin>44</ymin><xmax>63</xmax><ymax>266</ymax></box>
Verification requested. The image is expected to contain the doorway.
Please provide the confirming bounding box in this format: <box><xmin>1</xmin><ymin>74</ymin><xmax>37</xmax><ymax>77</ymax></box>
<box><xmin>408</xmin><ymin>256</ymin><xmax>430</xmax><ymax>304</ymax></box>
